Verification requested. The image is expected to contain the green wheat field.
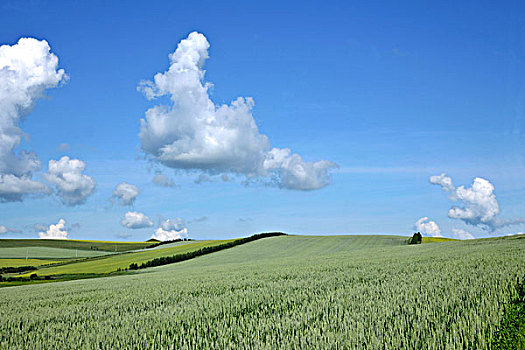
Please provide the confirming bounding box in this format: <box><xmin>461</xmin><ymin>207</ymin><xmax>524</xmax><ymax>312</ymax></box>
<box><xmin>1</xmin><ymin>234</ymin><xmax>524</xmax><ymax>349</ymax></box>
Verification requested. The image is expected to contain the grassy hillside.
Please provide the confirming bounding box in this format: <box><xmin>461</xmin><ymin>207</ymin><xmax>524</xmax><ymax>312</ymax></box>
<box><xmin>0</xmin><ymin>259</ymin><xmax>61</xmax><ymax>268</ymax></box>
<box><xmin>1</xmin><ymin>235</ymin><xmax>524</xmax><ymax>348</ymax></box>
<box><xmin>0</xmin><ymin>247</ymin><xmax>114</xmax><ymax>259</ymax></box>
<box><xmin>166</xmin><ymin>235</ymin><xmax>409</xmax><ymax>266</ymax></box>
<box><xmin>18</xmin><ymin>239</ymin><xmax>235</xmax><ymax>276</ymax></box>
<box><xmin>136</xmin><ymin>240</ymin><xmax>195</xmax><ymax>250</ymax></box>
<box><xmin>0</xmin><ymin>239</ymin><xmax>152</xmax><ymax>252</ymax></box>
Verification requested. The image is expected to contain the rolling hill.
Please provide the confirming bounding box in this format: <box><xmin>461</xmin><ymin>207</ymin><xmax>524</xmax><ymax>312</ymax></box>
<box><xmin>17</xmin><ymin>239</ymin><xmax>235</xmax><ymax>276</ymax></box>
<box><xmin>0</xmin><ymin>234</ymin><xmax>523</xmax><ymax>349</ymax></box>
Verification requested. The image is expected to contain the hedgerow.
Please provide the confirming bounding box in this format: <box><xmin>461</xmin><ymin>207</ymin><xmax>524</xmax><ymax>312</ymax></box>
<box><xmin>130</xmin><ymin>232</ymin><xmax>286</xmax><ymax>270</ymax></box>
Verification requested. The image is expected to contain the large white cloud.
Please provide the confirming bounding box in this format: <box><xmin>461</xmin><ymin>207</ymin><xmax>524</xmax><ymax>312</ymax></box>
<box><xmin>151</xmin><ymin>217</ymin><xmax>188</xmax><ymax>241</ymax></box>
<box><xmin>39</xmin><ymin>219</ymin><xmax>68</xmax><ymax>239</ymax></box>
<box><xmin>138</xmin><ymin>32</ymin><xmax>337</xmax><ymax>190</ymax></box>
<box><xmin>0</xmin><ymin>37</ymin><xmax>66</xmax><ymax>201</ymax></box>
<box><xmin>121</xmin><ymin>211</ymin><xmax>154</xmax><ymax>229</ymax></box>
<box><xmin>414</xmin><ymin>217</ymin><xmax>442</xmax><ymax>237</ymax></box>
<box><xmin>112</xmin><ymin>182</ymin><xmax>140</xmax><ymax>205</ymax></box>
<box><xmin>44</xmin><ymin>156</ymin><xmax>96</xmax><ymax>206</ymax></box>
<box><xmin>430</xmin><ymin>173</ymin><xmax>522</xmax><ymax>231</ymax></box>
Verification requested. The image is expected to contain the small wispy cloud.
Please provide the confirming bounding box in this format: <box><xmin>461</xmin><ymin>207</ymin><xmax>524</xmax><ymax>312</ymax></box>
<box><xmin>451</xmin><ymin>228</ymin><xmax>475</xmax><ymax>240</ymax></box>
<box><xmin>152</xmin><ymin>174</ymin><xmax>175</xmax><ymax>187</ymax></box>
<box><xmin>57</xmin><ymin>143</ymin><xmax>70</xmax><ymax>152</ymax></box>
<box><xmin>238</xmin><ymin>217</ymin><xmax>253</xmax><ymax>223</ymax></box>
<box><xmin>116</xmin><ymin>232</ymin><xmax>132</xmax><ymax>239</ymax></box>
<box><xmin>188</xmin><ymin>216</ymin><xmax>208</xmax><ymax>224</ymax></box>
<box><xmin>0</xmin><ymin>225</ymin><xmax>20</xmax><ymax>234</ymax></box>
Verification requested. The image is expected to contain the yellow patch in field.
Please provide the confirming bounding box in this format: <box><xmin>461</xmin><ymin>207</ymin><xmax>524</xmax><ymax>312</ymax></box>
<box><xmin>422</xmin><ymin>237</ymin><xmax>458</xmax><ymax>243</ymax></box>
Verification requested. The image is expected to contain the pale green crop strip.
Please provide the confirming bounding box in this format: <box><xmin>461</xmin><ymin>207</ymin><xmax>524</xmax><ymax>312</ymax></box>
<box><xmin>0</xmin><ymin>235</ymin><xmax>523</xmax><ymax>349</ymax></box>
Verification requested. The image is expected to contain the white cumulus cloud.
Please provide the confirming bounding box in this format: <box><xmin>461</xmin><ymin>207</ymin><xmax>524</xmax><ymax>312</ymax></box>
<box><xmin>151</xmin><ymin>217</ymin><xmax>188</xmax><ymax>241</ymax></box>
<box><xmin>0</xmin><ymin>174</ymin><xmax>52</xmax><ymax>202</ymax></box>
<box><xmin>39</xmin><ymin>219</ymin><xmax>68</xmax><ymax>239</ymax></box>
<box><xmin>138</xmin><ymin>31</ymin><xmax>337</xmax><ymax>191</ymax></box>
<box><xmin>415</xmin><ymin>217</ymin><xmax>442</xmax><ymax>237</ymax></box>
<box><xmin>429</xmin><ymin>173</ymin><xmax>455</xmax><ymax>193</ymax></box>
<box><xmin>121</xmin><ymin>211</ymin><xmax>154</xmax><ymax>229</ymax></box>
<box><xmin>451</xmin><ymin>228</ymin><xmax>475</xmax><ymax>240</ymax></box>
<box><xmin>430</xmin><ymin>174</ymin><xmax>522</xmax><ymax>232</ymax></box>
<box><xmin>159</xmin><ymin>218</ymin><xmax>185</xmax><ymax>231</ymax></box>
<box><xmin>0</xmin><ymin>37</ymin><xmax>66</xmax><ymax>201</ymax></box>
<box><xmin>112</xmin><ymin>182</ymin><xmax>140</xmax><ymax>205</ymax></box>
<box><xmin>44</xmin><ymin>156</ymin><xmax>96</xmax><ymax>206</ymax></box>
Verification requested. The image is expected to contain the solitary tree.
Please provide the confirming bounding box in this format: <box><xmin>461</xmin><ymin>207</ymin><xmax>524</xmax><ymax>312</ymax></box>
<box><xmin>408</xmin><ymin>232</ymin><xmax>422</xmax><ymax>244</ymax></box>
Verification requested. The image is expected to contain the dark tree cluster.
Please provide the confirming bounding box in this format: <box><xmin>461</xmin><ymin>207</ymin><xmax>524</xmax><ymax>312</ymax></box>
<box><xmin>408</xmin><ymin>232</ymin><xmax>422</xmax><ymax>244</ymax></box>
<box><xmin>1</xmin><ymin>275</ymin><xmax>29</xmax><ymax>282</ymax></box>
<box><xmin>0</xmin><ymin>266</ymin><xmax>37</xmax><ymax>274</ymax></box>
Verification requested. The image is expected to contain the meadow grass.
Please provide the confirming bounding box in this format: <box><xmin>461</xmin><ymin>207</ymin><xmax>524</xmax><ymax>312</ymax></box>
<box><xmin>492</xmin><ymin>276</ymin><xmax>525</xmax><ymax>349</ymax></box>
<box><xmin>134</xmin><ymin>240</ymin><xmax>195</xmax><ymax>251</ymax></box>
<box><xmin>1</xmin><ymin>235</ymin><xmax>524</xmax><ymax>348</ymax></box>
<box><xmin>0</xmin><ymin>239</ymin><xmax>152</xmax><ymax>252</ymax></box>
<box><xmin>18</xmin><ymin>239</ymin><xmax>235</xmax><ymax>276</ymax></box>
<box><xmin>0</xmin><ymin>259</ymin><xmax>62</xmax><ymax>268</ymax></box>
<box><xmin>0</xmin><ymin>247</ymin><xmax>114</xmax><ymax>259</ymax></box>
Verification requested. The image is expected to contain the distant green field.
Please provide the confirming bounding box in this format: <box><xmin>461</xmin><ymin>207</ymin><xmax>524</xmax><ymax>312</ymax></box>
<box><xmin>1</xmin><ymin>234</ymin><xmax>524</xmax><ymax>349</ymax></box>
<box><xmin>136</xmin><ymin>240</ymin><xmax>195</xmax><ymax>250</ymax></box>
<box><xmin>0</xmin><ymin>259</ymin><xmax>62</xmax><ymax>268</ymax></box>
<box><xmin>19</xmin><ymin>239</ymin><xmax>234</xmax><ymax>276</ymax></box>
<box><xmin>0</xmin><ymin>247</ymin><xmax>114</xmax><ymax>259</ymax></box>
<box><xmin>0</xmin><ymin>239</ymin><xmax>152</xmax><ymax>252</ymax></box>
<box><xmin>177</xmin><ymin>235</ymin><xmax>409</xmax><ymax>264</ymax></box>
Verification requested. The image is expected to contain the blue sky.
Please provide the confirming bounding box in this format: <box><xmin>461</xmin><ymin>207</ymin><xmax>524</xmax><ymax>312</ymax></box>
<box><xmin>0</xmin><ymin>0</ymin><xmax>523</xmax><ymax>240</ymax></box>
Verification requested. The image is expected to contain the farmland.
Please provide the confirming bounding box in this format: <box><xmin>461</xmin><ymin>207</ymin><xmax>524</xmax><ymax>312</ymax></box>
<box><xmin>0</xmin><ymin>246</ymin><xmax>114</xmax><ymax>259</ymax></box>
<box><xmin>17</xmin><ymin>239</ymin><xmax>235</xmax><ymax>276</ymax></box>
<box><xmin>0</xmin><ymin>234</ymin><xmax>524</xmax><ymax>349</ymax></box>
<box><xmin>0</xmin><ymin>239</ymin><xmax>153</xmax><ymax>252</ymax></box>
<box><xmin>422</xmin><ymin>236</ymin><xmax>458</xmax><ymax>243</ymax></box>
<box><xmin>0</xmin><ymin>259</ymin><xmax>61</xmax><ymax>268</ymax></box>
